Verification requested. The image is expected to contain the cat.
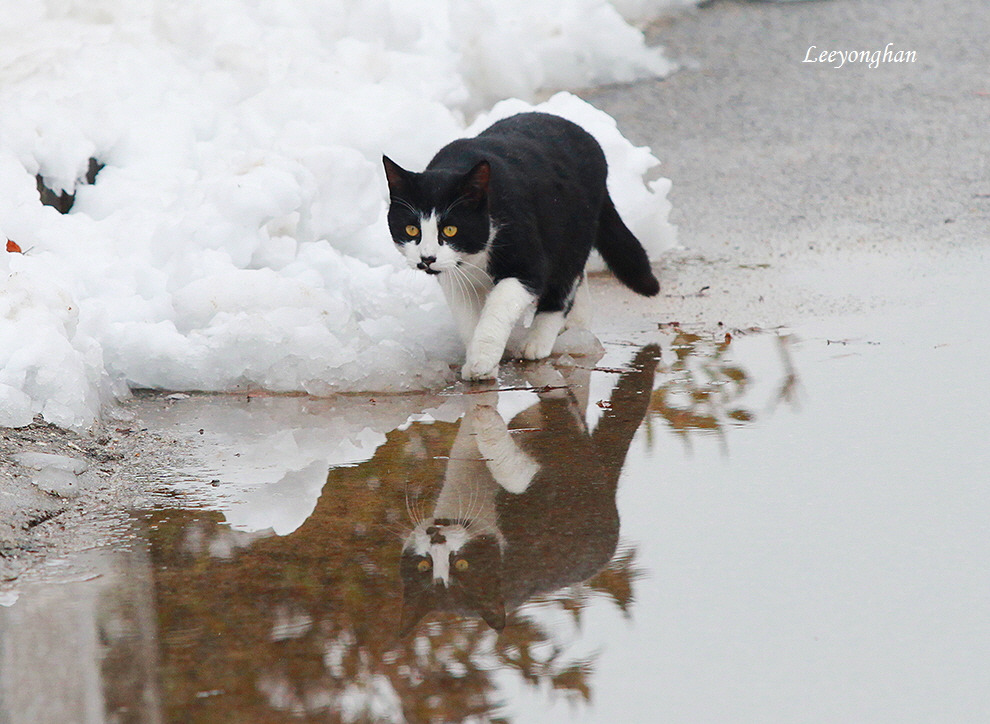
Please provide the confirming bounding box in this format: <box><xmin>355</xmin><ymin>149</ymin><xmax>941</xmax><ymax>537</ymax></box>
<box><xmin>383</xmin><ymin>112</ymin><xmax>660</xmax><ymax>381</ymax></box>
<box><xmin>399</xmin><ymin>345</ymin><xmax>660</xmax><ymax>635</ymax></box>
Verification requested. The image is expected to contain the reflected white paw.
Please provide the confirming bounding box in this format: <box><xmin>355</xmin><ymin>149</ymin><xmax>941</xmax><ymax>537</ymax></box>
<box><xmin>470</xmin><ymin>403</ymin><xmax>503</xmax><ymax>426</ymax></box>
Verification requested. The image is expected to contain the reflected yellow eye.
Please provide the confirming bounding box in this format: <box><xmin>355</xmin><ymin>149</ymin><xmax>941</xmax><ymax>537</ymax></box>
<box><xmin>417</xmin><ymin>559</ymin><xmax>432</xmax><ymax>573</ymax></box>
<box><xmin>454</xmin><ymin>559</ymin><xmax>469</xmax><ymax>572</ymax></box>
<box><xmin>405</xmin><ymin>225</ymin><xmax>420</xmax><ymax>237</ymax></box>
<box><xmin>442</xmin><ymin>225</ymin><xmax>458</xmax><ymax>238</ymax></box>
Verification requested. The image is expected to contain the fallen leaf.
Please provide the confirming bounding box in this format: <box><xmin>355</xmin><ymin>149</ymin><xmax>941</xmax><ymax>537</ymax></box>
<box><xmin>6</xmin><ymin>239</ymin><xmax>22</xmax><ymax>253</ymax></box>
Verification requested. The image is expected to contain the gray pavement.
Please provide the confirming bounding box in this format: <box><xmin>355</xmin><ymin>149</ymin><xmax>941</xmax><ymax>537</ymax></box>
<box><xmin>587</xmin><ymin>0</ymin><xmax>988</xmax><ymax>258</ymax></box>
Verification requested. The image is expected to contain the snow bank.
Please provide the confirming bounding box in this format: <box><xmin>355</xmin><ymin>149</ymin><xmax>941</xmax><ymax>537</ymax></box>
<box><xmin>0</xmin><ymin>0</ymin><xmax>681</xmax><ymax>430</ymax></box>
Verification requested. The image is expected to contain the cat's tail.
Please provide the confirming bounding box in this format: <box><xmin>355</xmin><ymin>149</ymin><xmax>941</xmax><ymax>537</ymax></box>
<box><xmin>594</xmin><ymin>195</ymin><xmax>660</xmax><ymax>296</ymax></box>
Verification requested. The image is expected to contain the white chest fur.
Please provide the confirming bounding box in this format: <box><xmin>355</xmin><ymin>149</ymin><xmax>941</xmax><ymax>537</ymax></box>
<box><xmin>437</xmin><ymin>250</ymin><xmax>494</xmax><ymax>346</ymax></box>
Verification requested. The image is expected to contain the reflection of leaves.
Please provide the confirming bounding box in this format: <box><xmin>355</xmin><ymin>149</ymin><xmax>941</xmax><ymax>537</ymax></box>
<box><xmin>723</xmin><ymin>366</ymin><xmax>747</xmax><ymax>384</ymax></box>
<box><xmin>526</xmin><ymin>547</ymin><xmax>643</xmax><ymax>627</ymax></box>
<box><xmin>494</xmin><ymin>617</ymin><xmax>594</xmax><ymax>705</ymax></box>
<box><xmin>770</xmin><ymin>334</ymin><xmax>801</xmax><ymax>413</ymax></box>
<box><xmin>585</xmin><ymin>548</ymin><xmax>643</xmax><ymax>617</ymax></box>
<box><xmin>551</xmin><ymin>663</ymin><xmax>592</xmax><ymax>702</ymax></box>
<box><xmin>646</xmin><ymin>330</ymin><xmax>799</xmax><ymax>449</ymax></box>
<box><xmin>650</xmin><ymin>331</ymin><xmax>752</xmax><ymax>443</ymax></box>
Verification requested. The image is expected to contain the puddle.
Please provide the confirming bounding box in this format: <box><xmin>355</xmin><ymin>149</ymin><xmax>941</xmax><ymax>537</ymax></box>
<box><xmin>2</xmin><ymin>276</ymin><xmax>989</xmax><ymax>722</ymax></box>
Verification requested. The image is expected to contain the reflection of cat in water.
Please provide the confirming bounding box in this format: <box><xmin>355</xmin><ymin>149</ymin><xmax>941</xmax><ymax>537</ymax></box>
<box><xmin>400</xmin><ymin>346</ymin><xmax>659</xmax><ymax>635</ymax></box>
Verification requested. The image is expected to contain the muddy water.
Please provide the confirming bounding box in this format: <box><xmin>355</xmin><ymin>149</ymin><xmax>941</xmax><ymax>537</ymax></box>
<box><xmin>2</xmin><ymin>291</ymin><xmax>989</xmax><ymax>722</ymax></box>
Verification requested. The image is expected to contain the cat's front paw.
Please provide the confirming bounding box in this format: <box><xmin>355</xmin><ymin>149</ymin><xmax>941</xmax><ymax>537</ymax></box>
<box><xmin>461</xmin><ymin>356</ymin><xmax>499</xmax><ymax>381</ymax></box>
<box><xmin>462</xmin><ymin>337</ymin><xmax>503</xmax><ymax>381</ymax></box>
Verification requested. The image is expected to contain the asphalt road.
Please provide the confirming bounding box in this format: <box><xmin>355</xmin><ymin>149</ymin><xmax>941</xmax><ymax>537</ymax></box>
<box><xmin>587</xmin><ymin>0</ymin><xmax>988</xmax><ymax>259</ymax></box>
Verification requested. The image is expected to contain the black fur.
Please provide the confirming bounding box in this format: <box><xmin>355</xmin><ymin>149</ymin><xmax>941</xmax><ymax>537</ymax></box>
<box><xmin>384</xmin><ymin>112</ymin><xmax>659</xmax><ymax>308</ymax></box>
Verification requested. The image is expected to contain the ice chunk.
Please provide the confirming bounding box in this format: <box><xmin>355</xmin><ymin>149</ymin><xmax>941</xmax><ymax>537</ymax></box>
<box><xmin>13</xmin><ymin>452</ymin><xmax>90</xmax><ymax>474</ymax></box>
<box><xmin>31</xmin><ymin>467</ymin><xmax>84</xmax><ymax>498</ymax></box>
<box><xmin>14</xmin><ymin>452</ymin><xmax>91</xmax><ymax>498</ymax></box>
<box><xmin>553</xmin><ymin>327</ymin><xmax>607</xmax><ymax>357</ymax></box>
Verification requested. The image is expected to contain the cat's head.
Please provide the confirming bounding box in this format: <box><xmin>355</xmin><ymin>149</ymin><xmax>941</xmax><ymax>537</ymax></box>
<box><xmin>398</xmin><ymin>517</ymin><xmax>506</xmax><ymax>636</ymax></box>
<box><xmin>382</xmin><ymin>156</ymin><xmax>492</xmax><ymax>277</ymax></box>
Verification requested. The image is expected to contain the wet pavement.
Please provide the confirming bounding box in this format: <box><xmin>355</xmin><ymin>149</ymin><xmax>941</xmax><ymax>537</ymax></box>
<box><xmin>3</xmin><ymin>254</ymin><xmax>988</xmax><ymax>722</ymax></box>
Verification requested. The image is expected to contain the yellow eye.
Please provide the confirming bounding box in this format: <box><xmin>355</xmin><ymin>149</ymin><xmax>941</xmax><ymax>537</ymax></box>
<box><xmin>454</xmin><ymin>559</ymin><xmax>469</xmax><ymax>572</ymax></box>
<box><xmin>405</xmin><ymin>225</ymin><xmax>420</xmax><ymax>237</ymax></box>
<box><xmin>442</xmin><ymin>225</ymin><xmax>458</xmax><ymax>238</ymax></box>
<box><xmin>417</xmin><ymin>559</ymin><xmax>432</xmax><ymax>573</ymax></box>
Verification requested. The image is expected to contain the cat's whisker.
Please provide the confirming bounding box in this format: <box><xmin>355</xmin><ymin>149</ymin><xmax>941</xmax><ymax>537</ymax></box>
<box><xmin>456</xmin><ymin>257</ymin><xmax>492</xmax><ymax>280</ymax></box>
<box><xmin>448</xmin><ymin>265</ymin><xmax>472</xmax><ymax>305</ymax></box>
<box><xmin>405</xmin><ymin>486</ymin><xmax>426</xmax><ymax>528</ymax></box>
<box><xmin>415</xmin><ymin>496</ymin><xmax>431</xmax><ymax>528</ymax></box>
<box><xmin>390</xmin><ymin>196</ymin><xmax>419</xmax><ymax>216</ymax></box>
<box><xmin>467</xmin><ymin>518</ymin><xmax>499</xmax><ymax>538</ymax></box>
<box><xmin>376</xmin><ymin>521</ymin><xmax>413</xmax><ymax>544</ymax></box>
<box><xmin>466</xmin><ymin>479</ymin><xmax>493</xmax><ymax>531</ymax></box>
<box><xmin>446</xmin><ymin>265</ymin><xmax>481</xmax><ymax>317</ymax></box>
<box><xmin>462</xmin><ymin>262</ymin><xmax>491</xmax><ymax>300</ymax></box>
<box><xmin>459</xmin><ymin>482</ymin><xmax>480</xmax><ymax>524</ymax></box>
<box><xmin>455</xmin><ymin>263</ymin><xmax>494</xmax><ymax>301</ymax></box>
<box><xmin>441</xmin><ymin>193</ymin><xmax>473</xmax><ymax>216</ymax></box>
<box><xmin>446</xmin><ymin>267</ymin><xmax>468</xmax><ymax>316</ymax></box>
<box><xmin>452</xmin><ymin>266</ymin><xmax>483</xmax><ymax>311</ymax></box>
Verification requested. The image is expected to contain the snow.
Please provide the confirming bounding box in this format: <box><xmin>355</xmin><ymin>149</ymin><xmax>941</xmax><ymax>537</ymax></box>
<box><xmin>0</xmin><ymin>0</ymin><xmax>682</xmax><ymax>431</ymax></box>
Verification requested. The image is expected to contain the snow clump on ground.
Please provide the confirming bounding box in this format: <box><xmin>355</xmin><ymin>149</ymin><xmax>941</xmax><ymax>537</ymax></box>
<box><xmin>0</xmin><ymin>0</ymin><xmax>683</xmax><ymax>430</ymax></box>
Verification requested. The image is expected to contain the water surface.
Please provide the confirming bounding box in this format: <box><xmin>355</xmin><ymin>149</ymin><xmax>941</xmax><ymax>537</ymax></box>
<box><xmin>2</xmin><ymin>274</ymin><xmax>989</xmax><ymax>722</ymax></box>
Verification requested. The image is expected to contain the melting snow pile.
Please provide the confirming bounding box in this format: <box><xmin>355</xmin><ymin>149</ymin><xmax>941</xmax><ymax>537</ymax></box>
<box><xmin>0</xmin><ymin>0</ymin><xmax>681</xmax><ymax>430</ymax></box>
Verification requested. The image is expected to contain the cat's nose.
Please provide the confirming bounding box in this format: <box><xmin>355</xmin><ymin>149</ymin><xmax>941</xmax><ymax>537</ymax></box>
<box><xmin>417</xmin><ymin>255</ymin><xmax>437</xmax><ymax>269</ymax></box>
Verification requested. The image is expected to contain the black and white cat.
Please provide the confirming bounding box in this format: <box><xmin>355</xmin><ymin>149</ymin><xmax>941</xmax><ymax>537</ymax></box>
<box><xmin>383</xmin><ymin>112</ymin><xmax>659</xmax><ymax>381</ymax></box>
<box><xmin>399</xmin><ymin>346</ymin><xmax>660</xmax><ymax>635</ymax></box>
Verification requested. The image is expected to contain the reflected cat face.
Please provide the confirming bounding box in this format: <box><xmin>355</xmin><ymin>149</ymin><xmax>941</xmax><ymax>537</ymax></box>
<box><xmin>399</xmin><ymin>519</ymin><xmax>505</xmax><ymax>636</ymax></box>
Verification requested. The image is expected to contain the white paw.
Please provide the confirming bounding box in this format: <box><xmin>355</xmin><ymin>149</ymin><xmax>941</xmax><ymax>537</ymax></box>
<box><xmin>463</xmin><ymin>337</ymin><xmax>504</xmax><ymax>380</ymax></box>
<box><xmin>519</xmin><ymin>311</ymin><xmax>564</xmax><ymax>360</ymax></box>
<box><xmin>461</xmin><ymin>355</ymin><xmax>499</xmax><ymax>381</ymax></box>
<box><xmin>520</xmin><ymin>338</ymin><xmax>555</xmax><ymax>360</ymax></box>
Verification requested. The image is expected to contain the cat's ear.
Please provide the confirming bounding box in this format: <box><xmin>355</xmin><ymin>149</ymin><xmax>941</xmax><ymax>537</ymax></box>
<box><xmin>479</xmin><ymin>598</ymin><xmax>506</xmax><ymax>632</ymax></box>
<box><xmin>459</xmin><ymin>160</ymin><xmax>491</xmax><ymax>204</ymax></box>
<box><xmin>383</xmin><ymin>155</ymin><xmax>411</xmax><ymax>197</ymax></box>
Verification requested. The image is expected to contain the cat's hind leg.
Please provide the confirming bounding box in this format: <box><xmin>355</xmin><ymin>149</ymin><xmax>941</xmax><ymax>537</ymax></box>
<box><xmin>521</xmin><ymin>311</ymin><xmax>566</xmax><ymax>360</ymax></box>
<box><xmin>520</xmin><ymin>275</ymin><xmax>584</xmax><ymax>360</ymax></box>
<box><xmin>563</xmin><ymin>271</ymin><xmax>591</xmax><ymax>331</ymax></box>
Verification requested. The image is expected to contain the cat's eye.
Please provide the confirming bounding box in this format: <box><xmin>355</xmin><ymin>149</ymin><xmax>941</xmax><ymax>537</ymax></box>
<box><xmin>405</xmin><ymin>225</ymin><xmax>420</xmax><ymax>237</ymax></box>
<box><xmin>454</xmin><ymin>559</ymin><xmax>469</xmax><ymax>571</ymax></box>
<box><xmin>442</xmin><ymin>225</ymin><xmax>458</xmax><ymax>237</ymax></box>
<box><xmin>417</xmin><ymin>559</ymin><xmax>432</xmax><ymax>573</ymax></box>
